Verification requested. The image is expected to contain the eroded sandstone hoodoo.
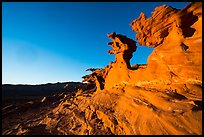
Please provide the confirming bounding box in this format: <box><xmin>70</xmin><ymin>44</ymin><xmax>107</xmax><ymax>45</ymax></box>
<box><xmin>104</xmin><ymin>32</ymin><xmax>137</xmax><ymax>89</ymax></box>
<box><xmin>107</xmin><ymin>32</ymin><xmax>136</xmax><ymax>69</ymax></box>
<box><xmin>130</xmin><ymin>2</ymin><xmax>201</xmax><ymax>48</ymax></box>
<box><xmin>129</xmin><ymin>2</ymin><xmax>202</xmax><ymax>87</ymax></box>
<box><xmin>82</xmin><ymin>32</ymin><xmax>137</xmax><ymax>90</ymax></box>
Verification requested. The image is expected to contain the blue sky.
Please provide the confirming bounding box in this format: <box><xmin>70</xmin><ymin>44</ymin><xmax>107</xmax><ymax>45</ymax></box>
<box><xmin>2</xmin><ymin>2</ymin><xmax>190</xmax><ymax>84</ymax></box>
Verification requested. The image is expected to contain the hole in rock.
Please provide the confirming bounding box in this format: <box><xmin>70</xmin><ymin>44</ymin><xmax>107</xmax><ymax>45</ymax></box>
<box><xmin>192</xmin><ymin>100</ymin><xmax>202</xmax><ymax>111</ymax></box>
<box><xmin>180</xmin><ymin>43</ymin><xmax>189</xmax><ymax>51</ymax></box>
<box><xmin>130</xmin><ymin>46</ymin><xmax>154</xmax><ymax>69</ymax></box>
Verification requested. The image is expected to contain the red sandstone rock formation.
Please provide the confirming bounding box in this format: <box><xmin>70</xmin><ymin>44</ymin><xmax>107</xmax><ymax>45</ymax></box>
<box><xmin>129</xmin><ymin>2</ymin><xmax>202</xmax><ymax>88</ymax></box>
<box><xmin>3</xmin><ymin>2</ymin><xmax>202</xmax><ymax>135</ymax></box>
<box><xmin>82</xmin><ymin>32</ymin><xmax>137</xmax><ymax>90</ymax></box>
<box><xmin>82</xmin><ymin>68</ymin><xmax>105</xmax><ymax>90</ymax></box>
<box><xmin>104</xmin><ymin>32</ymin><xmax>136</xmax><ymax>89</ymax></box>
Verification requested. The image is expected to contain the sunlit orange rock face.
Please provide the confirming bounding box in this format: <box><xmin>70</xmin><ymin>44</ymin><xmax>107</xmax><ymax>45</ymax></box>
<box><xmin>82</xmin><ymin>32</ymin><xmax>137</xmax><ymax>90</ymax></box>
<box><xmin>83</xmin><ymin>2</ymin><xmax>201</xmax><ymax>135</ymax></box>
<box><xmin>75</xmin><ymin>2</ymin><xmax>202</xmax><ymax>135</ymax></box>
<box><xmin>129</xmin><ymin>2</ymin><xmax>202</xmax><ymax>88</ymax></box>
<box><xmin>104</xmin><ymin>32</ymin><xmax>137</xmax><ymax>89</ymax></box>
<box><xmin>4</xmin><ymin>2</ymin><xmax>201</xmax><ymax>135</ymax></box>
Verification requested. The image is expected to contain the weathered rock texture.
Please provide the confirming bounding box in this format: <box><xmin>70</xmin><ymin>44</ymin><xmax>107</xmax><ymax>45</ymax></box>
<box><xmin>129</xmin><ymin>2</ymin><xmax>202</xmax><ymax>87</ymax></box>
<box><xmin>3</xmin><ymin>2</ymin><xmax>202</xmax><ymax>135</ymax></box>
<box><xmin>82</xmin><ymin>68</ymin><xmax>105</xmax><ymax>90</ymax></box>
<box><xmin>82</xmin><ymin>32</ymin><xmax>137</xmax><ymax>90</ymax></box>
<box><xmin>104</xmin><ymin>32</ymin><xmax>136</xmax><ymax>89</ymax></box>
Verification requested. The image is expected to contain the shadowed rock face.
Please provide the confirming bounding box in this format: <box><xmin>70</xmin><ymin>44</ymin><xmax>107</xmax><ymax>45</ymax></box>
<box><xmin>82</xmin><ymin>68</ymin><xmax>105</xmax><ymax>90</ymax></box>
<box><xmin>3</xmin><ymin>2</ymin><xmax>202</xmax><ymax>135</ymax></box>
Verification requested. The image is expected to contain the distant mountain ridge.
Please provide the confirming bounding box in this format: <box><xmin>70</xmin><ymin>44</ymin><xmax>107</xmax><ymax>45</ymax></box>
<box><xmin>2</xmin><ymin>82</ymin><xmax>84</xmax><ymax>98</ymax></box>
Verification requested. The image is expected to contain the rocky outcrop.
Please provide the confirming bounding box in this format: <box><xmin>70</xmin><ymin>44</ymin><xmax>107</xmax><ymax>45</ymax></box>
<box><xmin>130</xmin><ymin>2</ymin><xmax>201</xmax><ymax>48</ymax></box>
<box><xmin>3</xmin><ymin>2</ymin><xmax>202</xmax><ymax>135</ymax></box>
<box><xmin>77</xmin><ymin>2</ymin><xmax>201</xmax><ymax>135</ymax></box>
<box><xmin>129</xmin><ymin>2</ymin><xmax>202</xmax><ymax>88</ymax></box>
<box><xmin>104</xmin><ymin>32</ymin><xmax>137</xmax><ymax>89</ymax></box>
<box><xmin>107</xmin><ymin>32</ymin><xmax>136</xmax><ymax>68</ymax></box>
<box><xmin>79</xmin><ymin>2</ymin><xmax>201</xmax><ymax>135</ymax></box>
<box><xmin>130</xmin><ymin>5</ymin><xmax>179</xmax><ymax>47</ymax></box>
<box><xmin>82</xmin><ymin>32</ymin><xmax>136</xmax><ymax>90</ymax></box>
<box><xmin>82</xmin><ymin>68</ymin><xmax>105</xmax><ymax>90</ymax></box>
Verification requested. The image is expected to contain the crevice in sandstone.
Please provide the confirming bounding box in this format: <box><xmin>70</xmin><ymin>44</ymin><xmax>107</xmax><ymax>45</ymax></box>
<box><xmin>191</xmin><ymin>100</ymin><xmax>202</xmax><ymax>111</ymax></box>
<box><xmin>180</xmin><ymin>43</ymin><xmax>189</xmax><ymax>51</ymax></box>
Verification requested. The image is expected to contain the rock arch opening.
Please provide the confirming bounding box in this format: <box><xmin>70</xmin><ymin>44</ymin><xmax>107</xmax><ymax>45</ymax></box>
<box><xmin>130</xmin><ymin>46</ymin><xmax>154</xmax><ymax>70</ymax></box>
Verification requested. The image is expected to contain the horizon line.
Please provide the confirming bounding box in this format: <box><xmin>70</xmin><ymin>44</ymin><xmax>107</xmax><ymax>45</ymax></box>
<box><xmin>2</xmin><ymin>81</ymin><xmax>84</xmax><ymax>86</ymax></box>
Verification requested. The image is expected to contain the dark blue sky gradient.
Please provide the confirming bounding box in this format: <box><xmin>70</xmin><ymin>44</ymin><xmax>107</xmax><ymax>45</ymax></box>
<box><xmin>2</xmin><ymin>2</ymin><xmax>190</xmax><ymax>84</ymax></box>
